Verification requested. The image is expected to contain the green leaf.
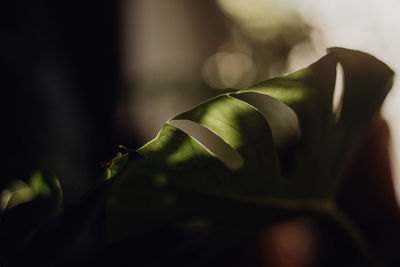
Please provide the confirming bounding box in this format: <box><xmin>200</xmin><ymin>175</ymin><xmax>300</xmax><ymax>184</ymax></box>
<box><xmin>103</xmin><ymin>153</ymin><xmax>130</xmax><ymax>180</ymax></box>
<box><xmin>105</xmin><ymin>48</ymin><xmax>394</xmax><ymax>266</ymax></box>
<box><xmin>1</xmin><ymin>181</ymin><xmax>35</xmax><ymax>211</ymax></box>
<box><xmin>0</xmin><ymin>171</ymin><xmax>62</xmax><ymax>212</ymax></box>
<box><xmin>0</xmin><ymin>171</ymin><xmax>63</xmax><ymax>265</ymax></box>
<box><xmin>29</xmin><ymin>171</ymin><xmax>54</xmax><ymax>198</ymax></box>
<box><xmin>234</xmin><ymin>53</ymin><xmax>338</xmax><ymax>198</ymax></box>
<box><xmin>326</xmin><ymin>48</ymin><xmax>394</xmax><ymax>191</ymax></box>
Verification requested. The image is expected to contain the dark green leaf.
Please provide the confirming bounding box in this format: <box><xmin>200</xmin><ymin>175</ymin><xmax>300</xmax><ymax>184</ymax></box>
<box><xmin>105</xmin><ymin>48</ymin><xmax>394</xmax><ymax>266</ymax></box>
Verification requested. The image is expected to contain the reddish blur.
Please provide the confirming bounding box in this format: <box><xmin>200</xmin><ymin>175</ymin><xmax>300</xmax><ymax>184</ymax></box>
<box><xmin>231</xmin><ymin>117</ymin><xmax>400</xmax><ymax>267</ymax></box>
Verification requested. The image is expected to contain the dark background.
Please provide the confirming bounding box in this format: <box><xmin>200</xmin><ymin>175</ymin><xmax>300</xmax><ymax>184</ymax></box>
<box><xmin>1</xmin><ymin>0</ymin><xmax>137</xmax><ymax>205</ymax></box>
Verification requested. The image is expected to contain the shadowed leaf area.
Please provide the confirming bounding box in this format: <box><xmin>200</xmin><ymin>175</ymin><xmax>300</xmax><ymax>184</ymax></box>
<box><xmin>4</xmin><ymin>48</ymin><xmax>399</xmax><ymax>267</ymax></box>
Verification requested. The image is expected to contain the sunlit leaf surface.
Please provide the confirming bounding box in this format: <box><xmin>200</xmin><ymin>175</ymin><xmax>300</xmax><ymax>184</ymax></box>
<box><xmin>104</xmin><ymin>48</ymin><xmax>395</xmax><ymax>266</ymax></box>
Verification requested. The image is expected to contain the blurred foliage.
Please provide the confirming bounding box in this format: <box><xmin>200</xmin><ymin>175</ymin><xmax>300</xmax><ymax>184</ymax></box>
<box><xmin>1</xmin><ymin>48</ymin><xmax>399</xmax><ymax>267</ymax></box>
<box><xmin>0</xmin><ymin>171</ymin><xmax>62</xmax><ymax>265</ymax></box>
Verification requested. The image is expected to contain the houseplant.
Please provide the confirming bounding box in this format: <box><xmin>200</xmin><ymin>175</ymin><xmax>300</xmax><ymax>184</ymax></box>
<box><xmin>1</xmin><ymin>47</ymin><xmax>399</xmax><ymax>267</ymax></box>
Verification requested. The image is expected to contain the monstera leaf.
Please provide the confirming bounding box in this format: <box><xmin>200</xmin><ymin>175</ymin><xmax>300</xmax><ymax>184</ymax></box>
<box><xmin>105</xmin><ymin>48</ymin><xmax>395</xmax><ymax>266</ymax></box>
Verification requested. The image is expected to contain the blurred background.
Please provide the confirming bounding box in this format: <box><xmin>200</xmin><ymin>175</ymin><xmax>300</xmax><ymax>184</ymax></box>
<box><xmin>2</xmin><ymin>0</ymin><xmax>400</xmax><ymax>205</ymax></box>
<box><xmin>123</xmin><ymin>0</ymin><xmax>400</xmax><ymax>203</ymax></box>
